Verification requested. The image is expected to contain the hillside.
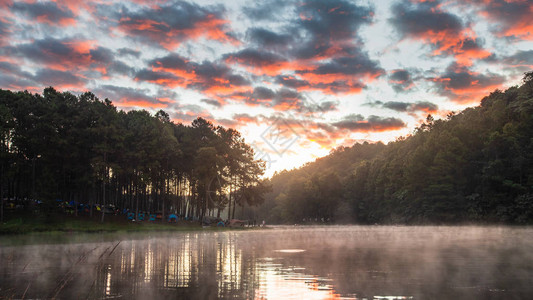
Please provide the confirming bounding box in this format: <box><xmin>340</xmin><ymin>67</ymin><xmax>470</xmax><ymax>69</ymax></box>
<box><xmin>254</xmin><ymin>72</ymin><xmax>533</xmax><ymax>224</ymax></box>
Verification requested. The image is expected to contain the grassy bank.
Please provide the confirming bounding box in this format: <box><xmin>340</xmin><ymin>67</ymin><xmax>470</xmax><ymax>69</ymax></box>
<box><xmin>0</xmin><ymin>213</ymin><xmax>242</xmax><ymax>235</ymax></box>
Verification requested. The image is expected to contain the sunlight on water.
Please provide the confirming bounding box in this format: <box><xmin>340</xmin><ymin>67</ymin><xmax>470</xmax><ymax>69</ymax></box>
<box><xmin>1</xmin><ymin>226</ymin><xmax>533</xmax><ymax>299</ymax></box>
<box><xmin>274</xmin><ymin>249</ymin><xmax>307</xmax><ymax>253</ymax></box>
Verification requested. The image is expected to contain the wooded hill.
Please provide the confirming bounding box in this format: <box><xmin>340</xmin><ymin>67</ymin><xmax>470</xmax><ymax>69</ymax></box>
<box><xmin>254</xmin><ymin>72</ymin><xmax>533</xmax><ymax>224</ymax></box>
<box><xmin>0</xmin><ymin>88</ymin><xmax>268</xmax><ymax>222</ymax></box>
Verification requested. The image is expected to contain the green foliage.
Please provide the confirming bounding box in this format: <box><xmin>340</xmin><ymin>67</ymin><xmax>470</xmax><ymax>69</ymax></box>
<box><xmin>259</xmin><ymin>72</ymin><xmax>533</xmax><ymax>224</ymax></box>
<box><xmin>0</xmin><ymin>88</ymin><xmax>266</xmax><ymax>223</ymax></box>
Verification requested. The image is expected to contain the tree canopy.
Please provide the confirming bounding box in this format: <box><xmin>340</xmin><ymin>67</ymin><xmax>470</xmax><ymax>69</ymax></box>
<box><xmin>254</xmin><ymin>72</ymin><xmax>533</xmax><ymax>224</ymax></box>
<box><xmin>0</xmin><ymin>87</ymin><xmax>268</xmax><ymax>222</ymax></box>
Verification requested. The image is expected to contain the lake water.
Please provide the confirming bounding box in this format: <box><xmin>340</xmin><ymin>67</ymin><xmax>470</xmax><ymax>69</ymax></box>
<box><xmin>1</xmin><ymin>226</ymin><xmax>532</xmax><ymax>299</ymax></box>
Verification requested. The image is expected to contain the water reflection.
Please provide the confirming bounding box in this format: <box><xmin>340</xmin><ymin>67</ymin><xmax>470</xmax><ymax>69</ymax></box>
<box><xmin>1</xmin><ymin>226</ymin><xmax>533</xmax><ymax>299</ymax></box>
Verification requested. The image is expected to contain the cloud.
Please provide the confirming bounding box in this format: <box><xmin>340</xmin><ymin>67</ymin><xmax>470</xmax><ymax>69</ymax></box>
<box><xmin>93</xmin><ymin>84</ymin><xmax>170</xmax><ymax>109</ymax></box>
<box><xmin>503</xmin><ymin>50</ymin><xmax>533</xmax><ymax>68</ymax></box>
<box><xmin>6</xmin><ymin>38</ymin><xmax>133</xmax><ymax>78</ymax></box>
<box><xmin>0</xmin><ymin>18</ymin><xmax>12</xmax><ymax>47</ymax></box>
<box><xmin>117</xmin><ymin>48</ymin><xmax>141</xmax><ymax>58</ymax></box>
<box><xmin>201</xmin><ymin>98</ymin><xmax>222</xmax><ymax>107</ymax></box>
<box><xmin>468</xmin><ymin>0</ymin><xmax>533</xmax><ymax>40</ymax></box>
<box><xmin>115</xmin><ymin>1</ymin><xmax>237</xmax><ymax>49</ymax></box>
<box><xmin>139</xmin><ymin>54</ymin><xmax>252</xmax><ymax>99</ymax></box>
<box><xmin>242</xmin><ymin>0</ymin><xmax>291</xmax><ymax>21</ymax></box>
<box><xmin>429</xmin><ymin>63</ymin><xmax>506</xmax><ymax>103</ymax></box>
<box><xmin>368</xmin><ymin>100</ymin><xmax>439</xmax><ymax>114</ymax></box>
<box><xmin>294</xmin><ymin>49</ymin><xmax>384</xmax><ymax>94</ymax></box>
<box><xmin>11</xmin><ymin>1</ymin><xmax>76</xmax><ymax>26</ymax></box>
<box><xmin>246</xmin><ymin>27</ymin><xmax>293</xmax><ymax>50</ymax></box>
<box><xmin>291</xmin><ymin>0</ymin><xmax>374</xmax><ymax>60</ymax></box>
<box><xmin>390</xmin><ymin>0</ymin><xmax>491</xmax><ymax>65</ymax></box>
<box><xmin>224</xmin><ymin>48</ymin><xmax>294</xmax><ymax>75</ymax></box>
<box><xmin>232</xmin><ymin>87</ymin><xmax>304</xmax><ymax>110</ymax></box>
<box><xmin>299</xmin><ymin>99</ymin><xmax>339</xmax><ymax>115</ymax></box>
<box><xmin>11</xmin><ymin>38</ymin><xmax>94</xmax><ymax>71</ymax></box>
<box><xmin>33</xmin><ymin>69</ymin><xmax>86</xmax><ymax>90</ymax></box>
<box><xmin>135</xmin><ymin>69</ymin><xmax>183</xmax><ymax>88</ymax></box>
<box><xmin>238</xmin><ymin>0</ymin><xmax>381</xmax><ymax>96</ymax></box>
<box><xmin>0</xmin><ymin>61</ymin><xmax>38</xmax><ymax>91</ymax></box>
<box><xmin>233</xmin><ymin>113</ymin><xmax>260</xmax><ymax>123</ymax></box>
<box><xmin>389</xmin><ymin>69</ymin><xmax>415</xmax><ymax>92</ymax></box>
<box><xmin>332</xmin><ymin>115</ymin><xmax>406</xmax><ymax>132</ymax></box>
<box><xmin>171</xmin><ymin>104</ymin><xmax>213</xmax><ymax>123</ymax></box>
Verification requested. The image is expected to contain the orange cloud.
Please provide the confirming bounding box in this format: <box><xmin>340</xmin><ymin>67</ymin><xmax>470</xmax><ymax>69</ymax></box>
<box><xmin>115</xmin><ymin>100</ymin><xmax>168</xmax><ymax>109</ymax></box>
<box><xmin>429</xmin><ymin>63</ymin><xmax>506</xmax><ymax>103</ymax></box>
<box><xmin>116</xmin><ymin>4</ymin><xmax>237</xmax><ymax>50</ymax></box>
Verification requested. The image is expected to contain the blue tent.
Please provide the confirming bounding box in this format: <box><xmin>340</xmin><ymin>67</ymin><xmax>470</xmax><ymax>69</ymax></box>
<box><xmin>168</xmin><ymin>214</ymin><xmax>178</xmax><ymax>222</ymax></box>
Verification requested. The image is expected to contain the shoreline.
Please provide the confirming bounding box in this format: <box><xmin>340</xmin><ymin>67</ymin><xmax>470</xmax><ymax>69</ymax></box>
<box><xmin>0</xmin><ymin>213</ymin><xmax>256</xmax><ymax>235</ymax></box>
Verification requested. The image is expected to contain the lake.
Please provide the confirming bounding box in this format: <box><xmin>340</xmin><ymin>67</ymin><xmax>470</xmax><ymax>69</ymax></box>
<box><xmin>1</xmin><ymin>226</ymin><xmax>532</xmax><ymax>299</ymax></box>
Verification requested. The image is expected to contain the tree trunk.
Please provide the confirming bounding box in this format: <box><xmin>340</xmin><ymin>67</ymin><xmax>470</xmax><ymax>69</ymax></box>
<box><xmin>100</xmin><ymin>179</ymin><xmax>105</xmax><ymax>222</ymax></box>
<box><xmin>1</xmin><ymin>164</ymin><xmax>4</xmax><ymax>224</ymax></box>
<box><xmin>135</xmin><ymin>183</ymin><xmax>139</xmax><ymax>220</ymax></box>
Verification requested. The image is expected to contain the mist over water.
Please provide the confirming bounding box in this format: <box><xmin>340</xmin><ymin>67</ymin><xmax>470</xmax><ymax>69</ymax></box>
<box><xmin>1</xmin><ymin>226</ymin><xmax>533</xmax><ymax>299</ymax></box>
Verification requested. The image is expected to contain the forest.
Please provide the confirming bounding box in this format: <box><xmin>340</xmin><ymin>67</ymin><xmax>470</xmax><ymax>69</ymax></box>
<box><xmin>0</xmin><ymin>88</ymin><xmax>269</xmax><ymax>223</ymax></box>
<box><xmin>252</xmin><ymin>72</ymin><xmax>533</xmax><ymax>224</ymax></box>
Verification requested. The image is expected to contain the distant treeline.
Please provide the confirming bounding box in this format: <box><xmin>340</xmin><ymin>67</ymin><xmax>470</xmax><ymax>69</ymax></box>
<box><xmin>0</xmin><ymin>88</ymin><xmax>268</xmax><ymax>222</ymax></box>
<box><xmin>255</xmin><ymin>72</ymin><xmax>533</xmax><ymax>224</ymax></box>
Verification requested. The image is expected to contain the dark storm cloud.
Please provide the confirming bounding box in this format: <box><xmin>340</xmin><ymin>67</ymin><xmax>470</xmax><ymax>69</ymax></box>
<box><xmin>332</xmin><ymin>115</ymin><xmax>406</xmax><ymax>132</ymax></box>
<box><xmin>11</xmin><ymin>1</ymin><xmax>76</xmax><ymax>26</ymax></box>
<box><xmin>114</xmin><ymin>1</ymin><xmax>235</xmax><ymax>49</ymax></box>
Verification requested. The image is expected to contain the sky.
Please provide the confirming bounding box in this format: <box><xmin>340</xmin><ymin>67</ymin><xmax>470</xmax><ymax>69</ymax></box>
<box><xmin>0</xmin><ymin>0</ymin><xmax>532</xmax><ymax>177</ymax></box>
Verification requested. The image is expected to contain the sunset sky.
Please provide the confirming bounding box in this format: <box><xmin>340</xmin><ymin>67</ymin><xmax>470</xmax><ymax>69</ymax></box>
<box><xmin>1</xmin><ymin>0</ymin><xmax>532</xmax><ymax>176</ymax></box>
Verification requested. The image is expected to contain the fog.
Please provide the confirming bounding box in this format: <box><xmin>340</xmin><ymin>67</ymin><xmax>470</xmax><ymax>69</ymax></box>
<box><xmin>1</xmin><ymin>226</ymin><xmax>532</xmax><ymax>299</ymax></box>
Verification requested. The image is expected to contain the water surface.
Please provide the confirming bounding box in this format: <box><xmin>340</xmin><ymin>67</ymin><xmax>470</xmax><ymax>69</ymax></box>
<box><xmin>1</xmin><ymin>226</ymin><xmax>532</xmax><ymax>299</ymax></box>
